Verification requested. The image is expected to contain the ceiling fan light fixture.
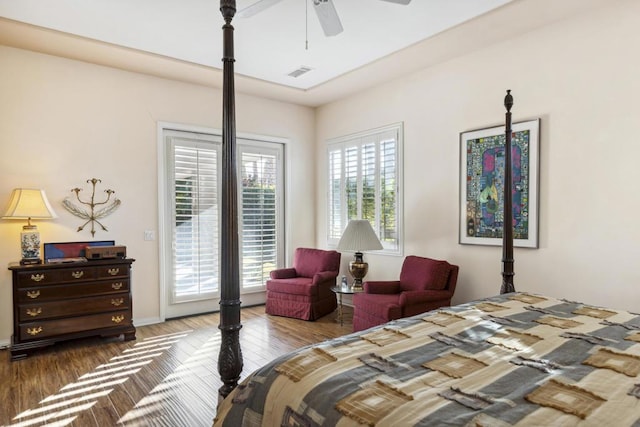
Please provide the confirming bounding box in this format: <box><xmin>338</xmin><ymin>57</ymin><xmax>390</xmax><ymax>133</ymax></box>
<box><xmin>239</xmin><ymin>0</ymin><xmax>411</xmax><ymax>38</ymax></box>
<box><xmin>312</xmin><ymin>0</ymin><xmax>343</xmax><ymax>37</ymax></box>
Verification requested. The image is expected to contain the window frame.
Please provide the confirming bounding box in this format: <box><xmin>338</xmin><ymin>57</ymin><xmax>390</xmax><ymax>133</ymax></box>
<box><xmin>326</xmin><ymin>123</ymin><xmax>404</xmax><ymax>256</ymax></box>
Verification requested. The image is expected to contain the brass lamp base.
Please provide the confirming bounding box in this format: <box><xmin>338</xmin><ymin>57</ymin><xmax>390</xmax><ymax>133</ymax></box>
<box><xmin>348</xmin><ymin>252</ymin><xmax>368</xmax><ymax>291</ymax></box>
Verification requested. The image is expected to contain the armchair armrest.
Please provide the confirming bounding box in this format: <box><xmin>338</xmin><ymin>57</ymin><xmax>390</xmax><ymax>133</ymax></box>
<box><xmin>270</xmin><ymin>268</ymin><xmax>297</xmax><ymax>280</ymax></box>
<box><xmin>399</xmin><ymin>289</ymin><xmax>452</xmax><ymax>306</ymax></box>
<box><xmin>312</xmin><ymin>270</ymin><xmax>338</xmax><ymax>285</ymax></box>
<box><xmin>363</xmin><ymin>280</ymin><xmax>402</xmax><ymax>294</ymax></box>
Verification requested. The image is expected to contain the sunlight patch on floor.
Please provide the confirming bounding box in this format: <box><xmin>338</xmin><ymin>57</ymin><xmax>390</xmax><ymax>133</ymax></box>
<box><xmin>7</xmin><ymin>331</ymin><xmax>192</xmax><ymax>427</ymax></box>
<box><xmin>117</xmin><ymin>333</ymin><xmax>222</xmax><ymax>425</ymax></box>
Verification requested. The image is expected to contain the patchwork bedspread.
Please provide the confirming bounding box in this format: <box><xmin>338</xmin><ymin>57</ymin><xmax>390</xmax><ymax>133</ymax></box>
<box><xmin>214</xmin><ymin>293</ymin><xmax>640</xmax><ymax>426</ymax></box>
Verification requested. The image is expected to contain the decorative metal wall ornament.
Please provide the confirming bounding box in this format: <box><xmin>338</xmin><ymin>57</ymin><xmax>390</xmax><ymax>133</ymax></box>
<box><xmin>62</xmin><ymin>178</ymin><xmax>121</xmax><ymax>236</ymax></box>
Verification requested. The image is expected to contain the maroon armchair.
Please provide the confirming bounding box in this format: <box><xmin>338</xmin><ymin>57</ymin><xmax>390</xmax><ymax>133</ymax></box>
<box><xmin>265</xmin><ymin>248</ymin><xmax>341</xmax><ymax>321</ymax></box>
<box><xmin>352</xmin><ymin>255</ymin><xmax>459</xmax><ymax>331</ymax></box>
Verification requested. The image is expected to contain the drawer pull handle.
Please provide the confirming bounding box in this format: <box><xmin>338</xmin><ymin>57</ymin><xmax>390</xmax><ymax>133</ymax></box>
<box><xmin>27</xmin><ymin>326</ymin><xmax>43</xmax><ymax>336</ymax></box>
<box><xmin>30</xmin><ymin>274</ymin><xmax>45</xmax><ymax>282</ymax></box>
<box><xmin>112</xmin><ymin>315</ymin><xmax>125</xmax><ymax>324</ymax></box>
<box><xmin>111</xmin><ymin>298</ymin><xmax>124</xmax><ymax>307</ymax></box>
<box><xmin>26</xmin><ymin>307</ymin><xmax>42</xmax><ymax>317</ymax></box>
<box><xmin>111</xmin><ymin>282</ymin><xmax>123</xmax><ymax>290</ymax></box>
<box><xmin>107</xmin><ymin>268</ymin><xmax>120</xmax><ymax>276</ymax></box>
<box><xmin>72</xmin><ymin>271</ymin><xmax>84</xmax><ymax>279</ymax></box>
<box><xmin>26</xmin><ymin>290</ymin><xmax>41</xmax><ymax>299</ymax></box>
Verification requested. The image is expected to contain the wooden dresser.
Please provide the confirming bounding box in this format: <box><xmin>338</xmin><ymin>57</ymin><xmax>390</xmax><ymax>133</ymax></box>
<box><xmin>8</xmin><ymin>258</ymin><xmax>136</xmax><ymax>360</ymax></box>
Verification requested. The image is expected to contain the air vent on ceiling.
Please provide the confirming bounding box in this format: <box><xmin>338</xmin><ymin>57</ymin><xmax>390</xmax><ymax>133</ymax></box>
<box><xmin>288</xmin><ymin>66</ymin><xmax>313</xmax><ymax>78</ymax></box>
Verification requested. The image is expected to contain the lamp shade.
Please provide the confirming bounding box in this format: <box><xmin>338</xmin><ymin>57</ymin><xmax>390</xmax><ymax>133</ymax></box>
<box><xmin>2</xmin><ymin>188</ymin><xmax>57</xmax><ymax>220</ymax></box>
<box><xmin>337</xmin><ymin>219</ymin><xmax>383</xmax><ymax>251</ymax></box>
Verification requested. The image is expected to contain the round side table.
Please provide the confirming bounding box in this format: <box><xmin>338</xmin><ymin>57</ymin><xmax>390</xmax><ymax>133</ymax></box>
<box><xmin>330</xmin><ymin>285</ymin><xmax>363</xmax><ymax>326</ymax></box>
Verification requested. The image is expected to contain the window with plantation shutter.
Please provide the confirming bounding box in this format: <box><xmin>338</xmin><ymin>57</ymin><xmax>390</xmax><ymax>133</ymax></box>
<box><xmin>162</xmin><ymin>128</ymin><xmax>284</xmax><ymax>318</ymax></box>
<box><xmin>327</xmin><ymin>123</ymin><xmax>403</xmax><ymax>255</ymax></box>
<box><xmin>239</xmin><ymin>144</ymin><xmax>282</xmax><ymax>290</ymax></box>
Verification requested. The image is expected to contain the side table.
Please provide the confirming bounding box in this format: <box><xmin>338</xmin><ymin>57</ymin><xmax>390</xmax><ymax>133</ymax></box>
<box><xmin>330</xmin><ymin>285</ymin><xmax>362</xmax><ymax>326</ymax></box>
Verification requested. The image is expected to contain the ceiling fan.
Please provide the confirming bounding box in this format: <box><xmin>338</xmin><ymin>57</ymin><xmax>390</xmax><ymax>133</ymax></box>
<box><xmin>237</xmin><ymin>0</ymin><xmax>412</xmax><ymax>37</ymax></box>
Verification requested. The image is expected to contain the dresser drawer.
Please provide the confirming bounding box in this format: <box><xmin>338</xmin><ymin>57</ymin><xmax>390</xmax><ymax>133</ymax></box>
<box><xmin>19</xmin><ymin>294</ymin><xmax>130</xmax><ymax>322</ymax></box>
<box><xmin>96</xmin><ymin>265</ymin><xmax>129</xmax><ymax>279</ymax></box>
<box><xmin>16</xmin><ymin>266</ymin><xmax>97</xmax><ymax>287</ymax></box>
<box><xmin>16</xmin><ymin>270</ymin><xmax>63</xmax><ymax>286</ymax></box>
<box><xmin>17</xmin><ymin>279</ymin><xmax>130</xmax><ymax>303</ymax></box>
<box><xmin>19</xmin><ymin>310</ymin><xmax>132</xmax><ymax>341</ymax></box>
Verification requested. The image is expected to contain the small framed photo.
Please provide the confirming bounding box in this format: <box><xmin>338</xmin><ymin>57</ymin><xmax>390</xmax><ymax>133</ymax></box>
<box><xmin>459</xmin><ymin>119</ymin><xmax>540</xmax><ymax>248</ymax></box>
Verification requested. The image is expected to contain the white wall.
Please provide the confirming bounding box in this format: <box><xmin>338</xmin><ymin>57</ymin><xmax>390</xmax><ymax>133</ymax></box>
<box><xmin>316</xmin><ymin>0</ymin><xmax>640</xmax><ymax>312</ymax></box>
<box><xmin>0</xmin><ymin>47</ymin><xmax>316</xmax><ymax>344</ymax></box>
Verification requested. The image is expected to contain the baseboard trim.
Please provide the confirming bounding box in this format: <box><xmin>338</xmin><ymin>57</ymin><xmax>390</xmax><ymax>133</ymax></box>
<box><xmin>133</xmin><ymin>317</ymin><xmax>163</xmax><ymax>327</ymax></box>
<box><xmin>0</xmin><ymin>338</ymin><xmax>11</xmax><ymax>350</ymax></box>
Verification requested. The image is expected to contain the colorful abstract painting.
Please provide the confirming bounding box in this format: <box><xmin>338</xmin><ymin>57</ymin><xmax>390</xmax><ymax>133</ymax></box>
<box><xmin>459</xmin><ymin>119</ymin><xmax>539</xmax><ymax>247</ymax></box>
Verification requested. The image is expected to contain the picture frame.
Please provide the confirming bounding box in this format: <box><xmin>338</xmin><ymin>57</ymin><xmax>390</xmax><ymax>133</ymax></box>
<box><xmin>459</xmin><ymin>118</ymin><xmax>540</xmax><ymax>248</ymax></box>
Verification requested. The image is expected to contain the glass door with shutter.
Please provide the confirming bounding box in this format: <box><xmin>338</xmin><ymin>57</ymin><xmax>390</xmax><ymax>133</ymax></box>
<box><xmin>162</xmin><ymin>129</ymin><xmax>284</xmax><ymax>319</ymax></box>
<box><xmin>239</xmin><ymin>143</ymin><xmax>283</xmax><ymax>292</ymax></box>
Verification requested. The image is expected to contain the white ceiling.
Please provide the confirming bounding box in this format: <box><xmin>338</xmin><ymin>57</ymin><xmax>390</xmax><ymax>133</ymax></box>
<box><xmin>0</xmin><ymin>0</ymin><xmax>607</xmax><ymax>106</ymax></box>
<box><xmin>0</xmin><ymin>0</ymin><xmax>512</xmax><ymax>89</ymax></box>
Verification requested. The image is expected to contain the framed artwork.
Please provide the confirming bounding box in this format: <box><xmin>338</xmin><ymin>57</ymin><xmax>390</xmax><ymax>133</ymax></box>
<box><xmin>459</xmin><ymin>118</ymin><xmax>540</xmax><ymax>248</ymax></box>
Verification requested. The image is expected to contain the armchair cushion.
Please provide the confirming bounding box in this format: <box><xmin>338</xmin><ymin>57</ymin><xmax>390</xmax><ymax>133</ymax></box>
<box><xmin>363</xmin><ymin>280</ymin><xmax>402</xmax><ymax>294</ymax></box>
<box><xmin>399</xmin><ymin>256</ymin><xmax>450</xmax><ymax>291</ymax></box>
<box><xmin>294</xmin><ymin>247</ymin><xmax>341</xmax><ymax>278</ymax></box>
<box><xmin>267</xmin><ymin>277</ymin><xmax>315</xmax><ymax>296</ymax></box>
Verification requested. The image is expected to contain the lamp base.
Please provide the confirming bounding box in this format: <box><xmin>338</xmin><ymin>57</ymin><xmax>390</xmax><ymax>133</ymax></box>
<box><xmin>20</xmin><ymin>226</ymin><xmax>41</xmax><ymax>264</ymax></box>
<box><xmin>349</xmin><ymin>253</ymin><xmax>369</xmax><ymax>291</ymax></box>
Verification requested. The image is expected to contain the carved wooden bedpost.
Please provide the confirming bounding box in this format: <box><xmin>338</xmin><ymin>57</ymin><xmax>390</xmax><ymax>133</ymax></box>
<box><xmin>500</xmin><ymin>90</ymin><xmax>516</xmax><ymax>294</ymax></box>
<box><xmin>218</xmin><ymin>0</ymin><xmax>243</xmax><ymax>401</ymax></box>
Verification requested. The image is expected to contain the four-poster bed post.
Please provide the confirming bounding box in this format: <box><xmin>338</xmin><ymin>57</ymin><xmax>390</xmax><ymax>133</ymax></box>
<box><xmin>500</xmin><ymin>89</ymin><xmax>516</xmax><ymax>294</ymax></box>
<box><xmin>217</xmin><ymin>0</ymin><xmax>243</xmax><ymax>401</ymax></box>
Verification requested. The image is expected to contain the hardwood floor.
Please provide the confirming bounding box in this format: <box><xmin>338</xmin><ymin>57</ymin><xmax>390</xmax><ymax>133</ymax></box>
<box><xmin>0</xmin><ymin>305</ymin><xmax>354</xmax><ymax>427</ymax></box>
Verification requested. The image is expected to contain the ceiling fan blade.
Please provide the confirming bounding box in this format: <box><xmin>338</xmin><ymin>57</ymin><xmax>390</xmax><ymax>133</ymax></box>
<box><xmin>378</xmin><ymin>0</ymin><xmax>412</xmax><ymax>4</ymax></box>
<box><xmin>237</xmin><ymin>0</ymin><xmax>286</xmax><ymax>18</ymax></box>
<box><xmin>313</xmin><ymin>0</ymin><xmax>343</xmax><ymax>37</ymax></box>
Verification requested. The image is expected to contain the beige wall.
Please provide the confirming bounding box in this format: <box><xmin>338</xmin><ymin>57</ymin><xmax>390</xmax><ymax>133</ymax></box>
<box><xmin>317</xmin><ymin>0</ymin><xmax>640</xmax><ymax>311</ymax></box>
<box><xmin>0</xmin><ymin>47</ymin><xmax>316</xmax><ymax>344</ymax></box>
<box><xmin>2</xmin><ymin>0</ymin><xmax>639</xmax><ymax>345</ymax></box>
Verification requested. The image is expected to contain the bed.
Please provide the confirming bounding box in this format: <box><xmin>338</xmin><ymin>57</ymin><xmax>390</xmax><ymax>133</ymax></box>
<box><xmin>214</xmin><ymin>292</ymin><xmax>640</xmax><ymax>426</ymax></box>
<box><xmin>213</xmin><ymin>2</ymin><xmax>640</xmax><ymax>426</ymax></box>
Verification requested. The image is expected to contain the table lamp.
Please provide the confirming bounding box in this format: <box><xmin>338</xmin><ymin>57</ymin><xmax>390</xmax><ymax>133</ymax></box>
<box><xmin>337</xmin><ymin>219</ymin><xmax>382</xmax><ymax>290</ymax></box>
<box><xmin>2</xmin><ymin>188</ymin><xmax>57</xmax><ymax>264</ymax></box>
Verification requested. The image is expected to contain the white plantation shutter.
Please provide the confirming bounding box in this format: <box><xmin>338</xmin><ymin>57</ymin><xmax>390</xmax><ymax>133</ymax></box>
<box><xmin>328</xmin><ymin>149</ymin><xmax>343</xmax><ymax>239</ymax></box>
<box><xmin>378</xmin><ymin>137</ymin><xmax>399</xmax><ymax>251</ymax></box>
<box><xmin>327</xmin><ymin>124</ymin><xmax>403</xmax><ymax>254</ymax></box>
<box><xmin>239</xmin><ymin>144</ymin><xmax>282</xmax><ymax>290</ymax></box>
<box><xmin>345</xmin><ymin>146</ymin><xmax>359</xmax><ymax>220</ymax></box>
<box><xmin>361</xmin><ymin>143</ymin><xmax>376</xmax><ymax>222</ymax></box>
<box><xmin>170</xmin><ymin>137</ymin><xmax>220</xmax><ymax>303</ymax></box>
